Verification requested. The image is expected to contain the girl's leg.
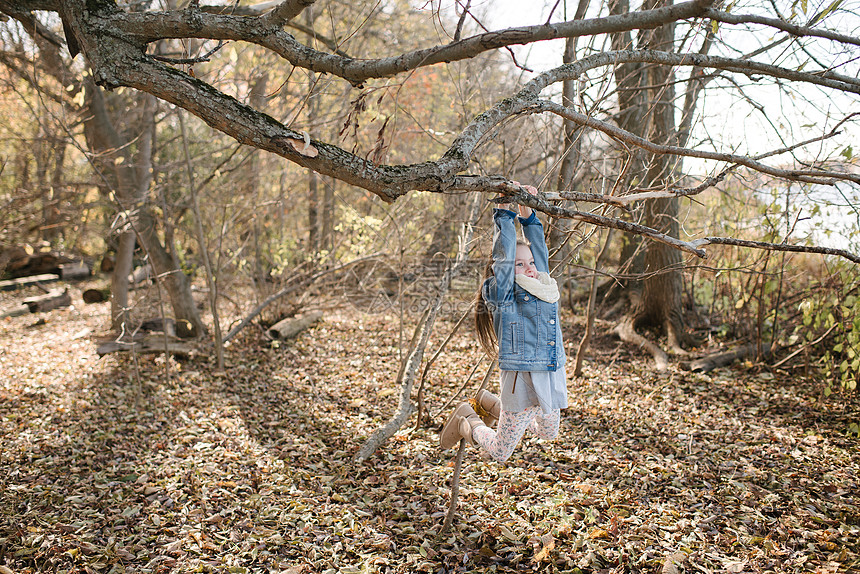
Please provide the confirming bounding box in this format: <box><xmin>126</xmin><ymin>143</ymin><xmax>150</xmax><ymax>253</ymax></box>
<box><xmin>528</xmin><ymin>409</ymin><xmax>561</xmax><ymax>440</ymax></box>
<box><xmin>471</xmin><ymin>406</ymin><xmax>540</xmax><ymax>462</ymax></box>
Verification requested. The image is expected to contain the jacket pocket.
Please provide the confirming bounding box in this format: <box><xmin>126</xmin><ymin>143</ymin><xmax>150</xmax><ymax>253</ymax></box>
<box><xmin>516</xmin><ymin>290</ymin><xmax>539</xmax><ymax>318</ymax></box>
<box><xmin>509</xmin><ymin>321</ymin><xmax>520</xmax><ymax>355</ymax></box>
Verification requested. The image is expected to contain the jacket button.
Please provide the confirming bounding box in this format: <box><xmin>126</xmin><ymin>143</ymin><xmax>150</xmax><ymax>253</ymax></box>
<box><xmin>549</xmin><ymin>319</ymin><xmax>555</xmax><ymax>325</ymax></box>
<box><xmin>524</xmin><ymin>295</ymin><xmax>530</xmax><ymax>301</ymax></box>
<box><xmin>548</xmin><ymin>341</ymin><xmax>555</xmax><ymax>346</ymax></box>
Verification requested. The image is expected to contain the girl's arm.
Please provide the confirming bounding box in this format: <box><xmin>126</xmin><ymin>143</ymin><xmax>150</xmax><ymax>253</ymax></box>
<box><xmin>487</xmin><ymin>208</ymin><xmax>518</xmax><ymax>303</ymax></box>
<box><xmin>513</xmin><ymin>184</ymin><xmax>549</xmax><ymax>273</ymax></box>
<box><xmin>520</xmin><ymin>211</ymin><xmax>549</xmax><ymax>273</ymax></box>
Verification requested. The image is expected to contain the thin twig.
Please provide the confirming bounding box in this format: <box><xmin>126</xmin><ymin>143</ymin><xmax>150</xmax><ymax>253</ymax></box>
<box><xmin>414</xmin><ymin>306</ymin><xmax>472</xmax><ymax>429</ymax></box>
<box><xmin>433</xmin><ymin>359</ymin><xmax>494</xmax><ymax>421</ymax></box>
<box><xmin>574</xmin><ymin>228</ymin><xmax>614</xmax><ymax>376</ymax></box>
<box><xmin>698</xmin><ymin>237</ymin><xmax>860</xmax><ymax>265</ymax></box>
<box><xmin>441</xmin><ymin>439</ymin><xmax>467</xmax><ymax>533</ymax></box>
<box><xmin>772</xmin><ymin>322</ymin><xmax>839</xmax><ymax>369</ymax></box>
<box><xmin>533</xmin><ymin>100</ymin><xmax>859</xmax><ymax>186</ymax></box>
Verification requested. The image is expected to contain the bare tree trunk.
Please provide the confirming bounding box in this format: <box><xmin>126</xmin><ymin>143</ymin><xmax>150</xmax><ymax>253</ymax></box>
<box><xmin>609</xmin><ymin>0</ymin><xmax>648</xmax><ymax>295</ymax></box>
<box><xmin>81</xmin><ymin>78</ymin><xmax>139</xmax><ymax>332</ymax></box>
<box><xmin>45</xmin><ymin>138</ymin><xmax>67</xmax><ymax>244</ymax></box>
<box><xmin>82</xmin><ymin>78</ymin><xmax>206</xmax><ymax>338</ymax></box>
<box><xmin>248</xmin><ymin>73</ymin><xmax>269</xmax><ymax>285</ymax></box>
<box><xmin>134</xmin><ymin>207</ymin><xmax>206</xmax><ymax>337</ymax></box>
<box><xmin>307</xmin><ymin>168</ymin><xmax>319</xmax><ymax>253</ymax></box>
<box><xmin>424</xmin><ymin>193</ymin><xmax>466</xmax><ymax>260</ymax></box>
<box><xmin>321</xmin><ymin>176</ymin><xmax>336</xmax><ymax>253</ymax></box>
<box><xmin>111</xmin><ymin>230</ymin><xmax>136</xmax><ymax>331</ymax></box>
<box><xmin>34</xmin><ymin>131</ymin><xmax>65</xmax><ymax>244</ymax></box>
<box><xmin>549</xmin><ymin>37</ymin><xmax>578</xmax><ymax>271</ymax></box>
<box><xmin>34</xmin><ymin>131</ymin><xmax>50</xmax><ymax>244</ymax></box>
<box><xmin>638</xmin><ymin>197</ymin><xmax>690</xmax><ymax>352</ymax></box>
<box><xmin>549</xmin><ymin>1</ymin><xmax>589</xmax><ymax>274</ymax></box>
<box><xmin>631</xmin><ymin>2</ymin><xmax>696</xmax><ymax>353</ymax></box>
<box><xmin>610</xmin><ymin>0</ymin><xmax>698</xmax><ymax>364</ymax></box>
<box><xmin>575</xmin><ymin>228</ymin><xmax>613</xmax><ymax>376</ymax></box>
<box><xmin>305</xmin><ymin>7</ymin><xmax>320</xmax><ymax>256</ymax></box>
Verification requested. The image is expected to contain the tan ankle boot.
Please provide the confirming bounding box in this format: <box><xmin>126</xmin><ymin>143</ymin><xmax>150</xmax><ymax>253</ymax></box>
<box><xmin>440</xmin><ymin>402</ymin><xmax>487</xmax><ymax>449</ymax></box>
<box><xmin>458</xmin><ymin>411</ymin><xmax>487</xmax><ymax>445</ymax></box>
<box><xmin>475</xmin><ymin>389</ymin><xmax>501</xmax><ymax>425</ymax></box>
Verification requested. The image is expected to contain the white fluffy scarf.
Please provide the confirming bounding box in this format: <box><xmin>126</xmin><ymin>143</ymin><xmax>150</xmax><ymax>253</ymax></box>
<box><xmin>515</xmin><ymin>271</ymin><xmax>560</xmax><ymax>303</ymax></box>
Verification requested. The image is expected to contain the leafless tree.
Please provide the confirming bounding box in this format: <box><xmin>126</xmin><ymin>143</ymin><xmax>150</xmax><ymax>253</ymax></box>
<box><xmin>2</xmin><ymin>0</ymin><xmax>858</xmax><ymax>361</ymax></box>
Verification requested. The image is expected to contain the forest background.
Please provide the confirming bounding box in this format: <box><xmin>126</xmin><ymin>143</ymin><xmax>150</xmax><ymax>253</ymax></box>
<box><xmin>0</xmin><ymin>0</ymin><xmax>859</xmax><ymax>572</ymax></box>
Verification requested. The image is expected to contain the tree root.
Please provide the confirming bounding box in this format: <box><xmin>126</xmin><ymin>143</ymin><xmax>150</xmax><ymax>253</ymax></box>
<box><xmin>614</xmin><ymin>317</ymin><xmax>669</xmax><ymax>371</ymax></box>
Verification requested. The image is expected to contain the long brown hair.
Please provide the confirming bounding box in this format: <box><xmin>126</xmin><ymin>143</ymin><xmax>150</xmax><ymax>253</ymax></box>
<box><xmin>475</xmin><ymin>258</ymin><xmax>497</xmax><ymax>357</ymax></box>
<box><xmin>474</xmin><ymin>239</ymin><xmax>530</xmax><ymax>357</ymax></box>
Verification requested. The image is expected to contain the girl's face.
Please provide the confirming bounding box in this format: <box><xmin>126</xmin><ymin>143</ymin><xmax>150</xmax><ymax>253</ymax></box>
<box><xmin>515</xmin><ymin>245</ymin><xmax>538</xmax><ymax>278</ymax></box>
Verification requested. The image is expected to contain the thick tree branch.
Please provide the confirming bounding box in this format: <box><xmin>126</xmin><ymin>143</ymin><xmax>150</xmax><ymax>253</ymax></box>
<box><xmin>510</xmin><ymin>196</ymin><xmax>708</xmax><ymax>259</ymax></box>
<box><xmin>43</xmin><ymin>0</ymin><xmax>860</xmax><ymax>93</ymax></box>
<box><xmin>45</xmin><ymin>0</ymin><xmax>716</xmax><ymax>86</ymax></box>
<box><xmin>262</xmin><ymin>0</ymin><xmax>316</xmax><ymax>28</ymax></box>
<box><xmin>44</xmin><ymin>6</ymin><xmax>859</xmax><ymax>204</ymax></box>
<box><xmin>473</xmin><ymin>182</ymin><xmax>860</xmax><ymax>265</ymax></box>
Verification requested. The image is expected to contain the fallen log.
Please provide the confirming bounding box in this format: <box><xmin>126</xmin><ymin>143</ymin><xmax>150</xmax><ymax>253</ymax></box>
<box><xmin>0</xmin><ymin>273</ymin><xmax>60</xmax><ymax>292</ymax></box>
<box><xmin>4</xmin><ymin>251</ymin><xmax>73</xmax><ymax>278</ymax></box>
<box><xmin>23</xmin><ymin>289</ymin><xmax>71</xmax><ymax>313</ymax></box>
<box><xmin>96</xmin><ymin>333</ymin><xmax>194</xmax><ymax>357</ymax></box>
<box><xmin>680</xmin><ymin>343</ymin><xmax>774</xmax><ymax>372</ymax></box>
<box><xmin>128</xmin><ymin>264</ymin><xmax>153</xmax><ymax>288</ymax></box>
<box><xmin>60</xmin><ymin>261</ymin><xmax>91</xmax><ymax>280</ymax></box>
<box><xmin>267</xmin><ymin>311</ymin><xmax>324</xmax><ymax>339</ymax></box>
<box><xmin>0</xmin><ymin>304</ymin><xmax>31</xmax><ymax>319</ymax></box>
<box><xmin>140</xmin><ymin>317</ymin><xmax>176</xmax><ymax>337</ymax></box>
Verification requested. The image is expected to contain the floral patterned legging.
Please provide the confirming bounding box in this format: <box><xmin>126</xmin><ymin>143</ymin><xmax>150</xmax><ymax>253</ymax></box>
<box><xmin>471</xmin><ymin>406</ymin><xmax>560</xmax><ymax>462</ymax></box>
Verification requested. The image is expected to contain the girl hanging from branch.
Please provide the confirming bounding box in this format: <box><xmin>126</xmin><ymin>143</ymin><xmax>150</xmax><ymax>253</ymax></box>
<box><xmin>440</xmin><ymin>184</ymin><xmax>568</xmax><ymax>461</ymax></box>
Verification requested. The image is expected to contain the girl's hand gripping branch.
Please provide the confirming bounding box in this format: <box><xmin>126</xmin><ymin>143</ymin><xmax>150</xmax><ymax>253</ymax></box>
<box><xmin>514</xmin><ymin>182</ymin><xmax>537</xmax><ymax>219</ymax></box>
<box><xmin>496</xmin><ymin>181</ymin><xmax>538</xmax><ymax>218</ymax></box>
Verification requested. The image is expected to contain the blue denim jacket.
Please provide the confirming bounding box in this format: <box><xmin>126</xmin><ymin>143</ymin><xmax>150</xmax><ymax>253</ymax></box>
<box><xmin>482</xmin><ymin>208</ymin><xmax>565</xmax><ymax>372</ymax></box>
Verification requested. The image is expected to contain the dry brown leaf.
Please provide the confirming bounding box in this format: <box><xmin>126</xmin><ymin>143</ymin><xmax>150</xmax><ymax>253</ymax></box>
<box><xmin>285</xmin><ymin>137</ymin><xmax>318</xmax><ymax>158</ymax></box>
<box><xmin>588</xmin><ymin>528</ymin><xmax>610</xmax><ymax>540</ymax></box>
<box><xmin>531</xmin><ymin>533</ymin><xmax>555</xmax><ymax>563</ymax></box>
<box><xmin>575</xmin><ymin>483</ymin><xmax>594</xmax><ymax>494</ymax></box>
<box><xmin>662</xmin><ymin>551</ymin><xmax>686</xmax><ymax>574</ymax></box>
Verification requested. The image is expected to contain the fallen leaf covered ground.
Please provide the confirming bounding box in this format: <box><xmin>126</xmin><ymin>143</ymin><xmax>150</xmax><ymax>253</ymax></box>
<box><xmin>0</xmin><ymin>283</ymin><xmax>858</xmax><ymax>573</ymax></box>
